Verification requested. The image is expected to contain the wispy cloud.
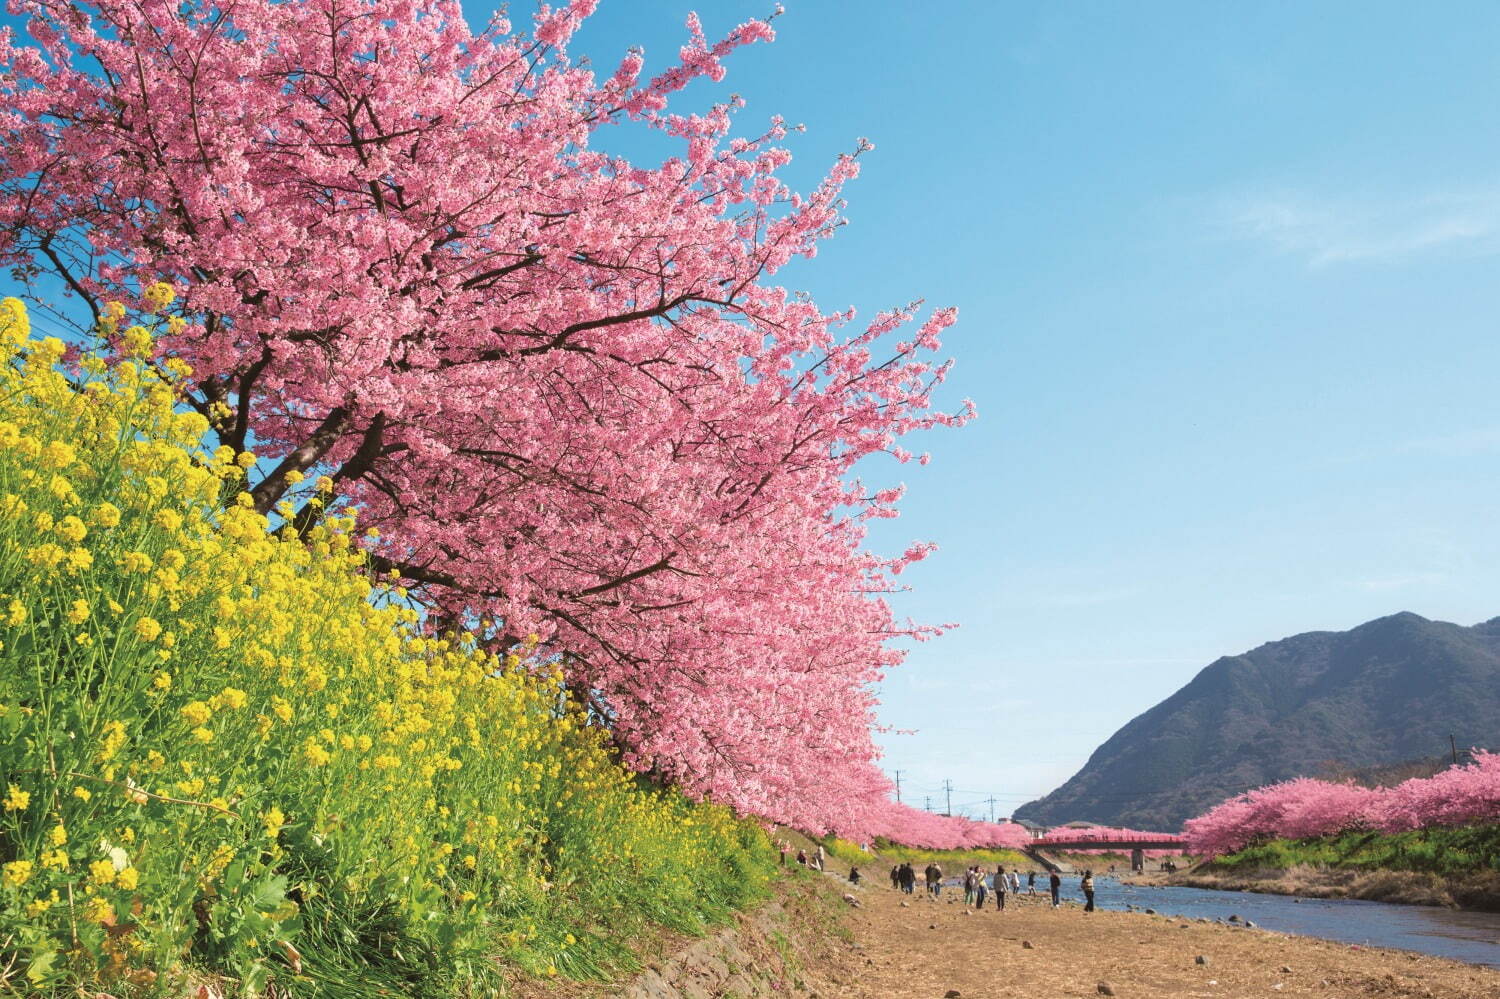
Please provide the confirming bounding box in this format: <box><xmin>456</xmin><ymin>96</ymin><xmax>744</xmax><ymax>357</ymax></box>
<box><xmin>1354</xmin><ymin>571</ymin><xmax>1448</xmax><ymax>592</ymax></box>
<box><xmin>1220</xmin><ymin>185</ymin><xmax>1500</xmax><ymax>266</ymax></box>
<box><xmin>1397</xmin><ymin>426</ymin><xmax>1500</xmax><ymax>458</ymax></box>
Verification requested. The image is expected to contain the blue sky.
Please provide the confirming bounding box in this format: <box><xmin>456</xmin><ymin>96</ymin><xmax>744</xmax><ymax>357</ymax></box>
<box><xmin>559</xmin><ymin>0</ymin><xmax>1500</xmax><ymax>821</ymax></box>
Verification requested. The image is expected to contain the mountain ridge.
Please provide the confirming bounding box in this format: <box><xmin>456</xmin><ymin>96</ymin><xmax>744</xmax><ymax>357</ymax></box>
<box><xmin>1012</xmin><ymin>611</ymin><xmax>1500</xmax><ymax>830</ymax></box>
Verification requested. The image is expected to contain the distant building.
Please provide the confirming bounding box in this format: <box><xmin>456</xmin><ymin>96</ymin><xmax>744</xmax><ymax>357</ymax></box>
<box><xmin>1013</xmin><ymin>818</ymin><xmax>1048</xmax><ymax>839</ymax></box>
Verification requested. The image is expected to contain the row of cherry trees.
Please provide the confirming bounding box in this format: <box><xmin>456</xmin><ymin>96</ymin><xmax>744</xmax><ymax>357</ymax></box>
<box><xmin>1183</xmin><ymin>750</ymin><xmax>1500</xmax><ymax>857</ymax></box>
<box><xmin>868</xmin><ymin>805</ymin><xmax>1033</xmax><ymax>851</ymax></box>
<box><xmin>0</xmin><ymin>0</ymin><xmax>992</xmax><ymax>841</ymax></box>
<box><xmin>1034</xmin><ymin>826</ymin><xmax>1185</xmax><ymax>847</ymax></box>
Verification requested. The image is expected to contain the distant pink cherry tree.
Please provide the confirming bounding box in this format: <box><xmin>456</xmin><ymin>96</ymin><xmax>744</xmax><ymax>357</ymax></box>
<box><xmin>0</xmin><ymin>0</ymin><xmax>972</xmax><ymax>833</ymax></box>
<box><xmin>1183</xmin><ymin>751</ymin><xmax>1500</xmax><ymax>856</ymax></box>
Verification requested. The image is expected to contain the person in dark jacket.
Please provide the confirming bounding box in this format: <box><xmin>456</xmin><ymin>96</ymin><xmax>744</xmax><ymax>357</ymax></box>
<box><xmin>1081</xmin><ymin>869</ymin><xmax>1096</xmax><ymax>912</ymax></box>
<box><xmin>890</xmin><ymin>864</ymin><xmax>900</xmax><ymax>888</ymax></box>
<box><xmin>1048</xmin><ymin>869</ymin><xmax>1061</xmax><ymax>908</ymax></box>
<box><xmin>898</xmin><ymin>862</ymin><xmax>917</xmax><ymax>894</ymax></box>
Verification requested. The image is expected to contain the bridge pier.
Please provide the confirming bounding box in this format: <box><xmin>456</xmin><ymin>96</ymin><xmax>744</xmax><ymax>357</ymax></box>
<box><xmin>1130</xmin><ymin>848</ymin><xmax>1144</xmax><ymax>871</ymax></box>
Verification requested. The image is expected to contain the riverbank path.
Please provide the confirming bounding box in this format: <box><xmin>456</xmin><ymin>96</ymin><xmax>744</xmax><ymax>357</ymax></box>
<box><xmin>828</xmin><ymin>875</ymin><xmax>1500</xmax><ymax>998</ymax></box>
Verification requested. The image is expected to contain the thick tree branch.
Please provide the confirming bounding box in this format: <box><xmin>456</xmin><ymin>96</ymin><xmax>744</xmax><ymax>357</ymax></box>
<box><xmin>250</xmin><ymin>405</ymin><xmax>352</xmax><ymax>514</ymax></box>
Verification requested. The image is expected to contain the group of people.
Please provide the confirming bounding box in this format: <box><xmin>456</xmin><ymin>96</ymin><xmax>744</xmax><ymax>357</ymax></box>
<box><xmin>884</xmin><ymin>862</ymin><xmax>1098</xmax><ymax>912</ymax></box>
<box><xmin>772</xmin><ymin>838</ymin><xmax>1111</xmax><ymax>914</ymax></box>
<box><xmin>887</xmin><ymin>861</ymin><xmax>925</xmax><ymax>894</ymax></box>
<box><xmin>779</xmin><ymin>839</ymin><xmax>829</xmax><ymax>872</ymax></box>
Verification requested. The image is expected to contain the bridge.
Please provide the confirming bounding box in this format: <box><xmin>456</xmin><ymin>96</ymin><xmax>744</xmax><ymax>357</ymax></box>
<box><xmin>1025</xmin><ymin>836</ymin><xmax>1188</xmax><ymax>873</ymax></box>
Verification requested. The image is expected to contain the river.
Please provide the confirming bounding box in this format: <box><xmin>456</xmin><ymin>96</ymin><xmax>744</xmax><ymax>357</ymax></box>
<box><xmin>1044</xmin><ymin>875</ymin><xmax>1500</xmax><ymax>968</ymax></box>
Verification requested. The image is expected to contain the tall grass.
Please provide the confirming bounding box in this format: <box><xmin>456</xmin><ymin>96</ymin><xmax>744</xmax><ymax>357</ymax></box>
<box><xmin>0</xmin><ymin>298</ymin><xmax>774</xmax><ymax>997</ymax></box>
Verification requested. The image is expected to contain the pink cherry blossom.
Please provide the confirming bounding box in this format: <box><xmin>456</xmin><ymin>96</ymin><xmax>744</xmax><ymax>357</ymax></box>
<box><xmin>0</xmin><ymin>0</ymin><xmax>975</xmax><ymax>839</ymax></box>
<box><xmin>1184</xmin><ymin>751</ymin><xmax>1500</xmax><ymax>857</ymax></box>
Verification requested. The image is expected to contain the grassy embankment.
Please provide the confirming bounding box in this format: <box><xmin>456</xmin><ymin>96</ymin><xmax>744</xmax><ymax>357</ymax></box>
<box><xmin>0</xmin><ymin>297</ymin><xmax>776</xmax><ymax>997</ymax></box>
<box><xmin>1175</xmin><ymin>825</ymin><xmax>1500</xmax><ymax>910</ymax></box>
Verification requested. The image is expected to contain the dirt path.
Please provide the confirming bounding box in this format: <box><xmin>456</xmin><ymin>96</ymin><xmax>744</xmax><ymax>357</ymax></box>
<box><xmin>827</xmin><ymin>877</ymin><xmax>1500</xmax><ymax>998</ymax></box>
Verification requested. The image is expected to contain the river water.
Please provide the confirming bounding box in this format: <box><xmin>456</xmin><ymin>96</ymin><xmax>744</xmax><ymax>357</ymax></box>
<box><xmin>1035</xmin><ymin>875</ymin><xmax>1500</xmax><ymax>968</ymax></box>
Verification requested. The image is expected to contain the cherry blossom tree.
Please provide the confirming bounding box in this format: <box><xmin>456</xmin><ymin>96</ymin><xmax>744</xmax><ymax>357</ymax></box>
<box><xmin>1183</xmin><ymin>751</ymin><xmax>1500</xmax><ymax>856</ymax></box>
<box><xmin>0</xmin><ymin>0</ymin><xmax>971</xmax><ymax>834</ymax></box>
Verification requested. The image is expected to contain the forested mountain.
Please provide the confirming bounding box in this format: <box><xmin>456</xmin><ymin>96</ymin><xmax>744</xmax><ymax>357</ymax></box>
<box><xmin>1014</xmin><ymin>612</ymin><xmax>1500</xmax><ymax>830</ymax></box>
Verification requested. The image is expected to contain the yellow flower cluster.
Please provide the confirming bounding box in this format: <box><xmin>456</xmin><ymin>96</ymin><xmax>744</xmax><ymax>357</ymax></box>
<box><xmin>0</xmin><ymin>297</ymin><xmax>771</xmax><ymax>992</ymax></box>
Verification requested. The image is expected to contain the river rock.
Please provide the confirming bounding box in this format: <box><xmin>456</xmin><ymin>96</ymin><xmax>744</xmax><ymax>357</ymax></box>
<box><xmin>842</xmin><ymin>893</ymin><xmax>860</xmax><ymax>908</ymax></box>
<box><xmin>899</xmin><ymin>901</ymin><xmax>909</xmax><ymax>907</ymax></box>
<box><xmin>1194</xmin><ymin>955</ymin><xmax>1209</xmax><ymax>965</ymax></box>
<box><xmin>1280</xmin><ymin>966</ymin><xmax>1293</xmax><ymax>974</ymax></box>
<box><xmin>1228</xmin><ymin>914</ymin><xmax>1241</xmax><ymax>922</ymax></box>
<box><xmin>1097</xmin><ymin>982</ymin><xmax>1116</xmax><ymax>996</ymax></box>
<box><xmin>945</xmin><ymin>991</ymin><xmax>962</xmax><ymax>998</ymax></box>
<box><xmin>928</xmin><ymin>923</ymin><xmax>938</xmax><ymax>930</ymax></box>
<box><xmin>1145</xmin><ymin>908</ymin><xmax>1156</xmax><ymax>914</ymax></box>
<box><xmin>1245</xmin><ymin>920</ymin><xmax>1257</xmax><ymax>928</ymax></box>
<box><xmin>1022</xmin><ymin>940</ymin><xmax>1034</xmax><ymax>949</ymax></box>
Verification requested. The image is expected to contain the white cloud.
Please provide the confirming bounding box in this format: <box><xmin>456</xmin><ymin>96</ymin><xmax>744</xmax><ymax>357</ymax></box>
<box><xmin>1221</xmin><ymin>185</ymin><xmax>1500</xmax><ymax>266</ymax></box>
<box><xmin>1354</xmin><ymin>571</ymin><xmax>1448</xmax><ymax>592</ymax></box>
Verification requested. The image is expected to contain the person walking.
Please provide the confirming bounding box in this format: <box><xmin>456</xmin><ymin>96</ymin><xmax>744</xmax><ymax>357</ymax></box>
<box><xmin>1009</xmin><ymin>869</ymin><xmax>1021</xmax><ymax>895</ymax></box>
<box><xmin>994</xmin><ymin>866</ymin><xmax>1007</xmax><ymax>910</ymax></box>
<box><xmin>1048</xmin><ymin>870</ymin><xmax>1061</xmax><ymax>908</ymax></box>
<box><xmin>890</xmin><ymin>864</ymin><xmax>900</xmax><ymax>889</ymax></box>
<box><xmin>974</xmin><ymin>869</ymin><xmax>988</xmax><ymax>910</ymax></box>
<box><xmin>778</xmin><ymin>840</ymin><xmax>788</xmax><ymax>866</ymax></box>
<box><xmin>1027</xmin><ymin>870</ymin><xmax>1036</xmax><ymax>895</ymax></box>
<box><xmin>1081</xmin><ymin>869</ymin><xmax>1096</xmax><ymax>912</ymax></box>
<box><xmin>899</xmin><ymin>862</ymin><xmax>916</xmax><ymax>894</ymax></box>
<box><xmin>962</xmin><ymin>867</ymin><xmax>976</xmax><ymax>906</ymax></box>
<box><xmin>849</xmin><ymin>866</ymin><xmax>861</xmax><ymax>885</ymax></box>
<box><xmin>815</xmin><ymin>844</ymin><xmax>826</xmax><ymax>872</ymax></box>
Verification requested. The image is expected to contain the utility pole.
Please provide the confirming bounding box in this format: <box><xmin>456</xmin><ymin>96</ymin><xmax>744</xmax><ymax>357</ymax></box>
<box><xmin>1451</xmin><ymin>734</ymin><xmax>1460</xmax><ymax>765</ymax></box>
<box><xmin>943</xmin><ymin>779</ymin><xmax>953</xmax><ymax>817</ymax></box>
<box><xmin>987</xmin><ymin>797</ymin><xmax>996</xmax><ymax>823</ymax></box>
<box><xmin>894</xmin><ymin>770</ymin><xmax>903</xmax><ymax>804</ymax></box>
<box><xmin>924</xmin><ymin>795</ymin><xmax>932</xmax><ymax>812</ymax></box>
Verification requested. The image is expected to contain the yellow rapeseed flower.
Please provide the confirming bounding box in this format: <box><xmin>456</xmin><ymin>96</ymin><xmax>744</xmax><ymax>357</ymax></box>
<box><xmin>40</xmin><ymin>440</ymin><xmax>75</xmax><ymax>468</ymax></box>
<box><xmin>142</xmin><ymin>281</ymin><xmax>176</xmax><ymax>312</ymax></box>
<box><xmin>3</xmin><ymin>784</ymin><xmax>29</xmax><ymax>811</ymax></box>
<box><xmin>1</xmin><ymin>860</ymin><xmax>33</xmax><ymax>887</ymax></box>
